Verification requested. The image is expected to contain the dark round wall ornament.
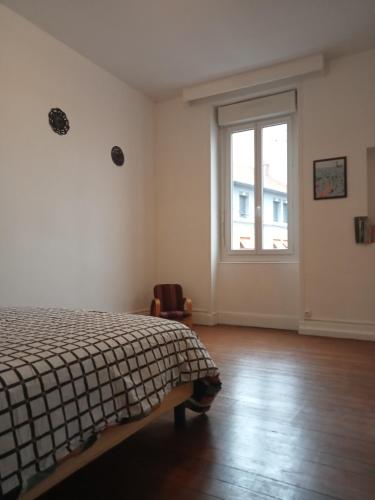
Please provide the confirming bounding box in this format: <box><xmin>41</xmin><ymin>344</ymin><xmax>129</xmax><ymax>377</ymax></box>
<box><xmin>48</xmin><ymin>108</ymin><xmax>70</xmax><ymax>135</ymax></box>
<box><xmin>111</xmin><ymin>146</ymin><xmax>125</xmax><ymax>166</ymax></box>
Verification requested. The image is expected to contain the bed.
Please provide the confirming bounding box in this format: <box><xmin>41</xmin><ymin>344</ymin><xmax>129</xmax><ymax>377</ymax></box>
<box><xmin>0</xmin><ymin>308</ymin><xmax>220</xmax><ymax>499</ymax></box>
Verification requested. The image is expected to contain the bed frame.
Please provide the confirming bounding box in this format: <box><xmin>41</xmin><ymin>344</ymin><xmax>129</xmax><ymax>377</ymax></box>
<box><xmin>19</xmin><ymin>383</ymin><xmax>192</xmax><ymax>500</ymax></box>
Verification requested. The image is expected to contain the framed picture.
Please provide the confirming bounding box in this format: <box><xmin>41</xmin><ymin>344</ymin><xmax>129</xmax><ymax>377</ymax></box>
<box><xmin>313</xmin><ymin>156</ymin><xmax>347</xmax><ymax>200</ymax></box>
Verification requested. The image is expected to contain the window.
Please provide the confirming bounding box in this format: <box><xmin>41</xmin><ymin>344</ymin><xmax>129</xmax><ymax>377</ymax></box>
<box><xmin>230</xmin><ymin>129</ymin><xmax>255</xmax><ymax>250</ymax></box>
<box><xmin>273</xmin><ymin>199</ymin><xmax>280</xmax><ymax>222</ymax></box>
<box><xmin>239</xmin><ymin>192</ymin><xmax>249</xmax><ymax>217</ymax></box>
<box><xmin>223</xmin><ymin>116</ymin><xmax>294</xmax><ymax>256</ymax></box>
<box><xmin>283</xmin><ymin>201</ymin><xmax>288</xmax><ymax>223</ymax></box>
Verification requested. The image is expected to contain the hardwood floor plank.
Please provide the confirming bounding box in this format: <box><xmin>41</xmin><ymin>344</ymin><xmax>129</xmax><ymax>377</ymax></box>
<box><xmin>124</xmin><ymin>422</ymin><xmax>375</xmax><ymax>500</ymax></box>
<box><xmin>115</xmin><ymin>441</ymin><xmax>339</xmax><ymax>500</ymax></box>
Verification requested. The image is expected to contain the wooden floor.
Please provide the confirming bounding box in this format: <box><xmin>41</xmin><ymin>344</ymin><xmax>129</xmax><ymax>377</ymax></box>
<box><xmin>41</xmin><ymin>326</ymin><xmax>375</xmax><ymax>500</ymax></box>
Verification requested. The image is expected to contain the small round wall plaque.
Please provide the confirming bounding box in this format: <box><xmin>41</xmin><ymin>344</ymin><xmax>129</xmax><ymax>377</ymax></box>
<box><xmin>111</xmin><ymin>146</ymin><xmax>125</xmax><ymax>166</ymax></box>
<box><xmin>49</xmin><ymin>108</ymin><xmax>70</xmax><ymax>135</ymax></box>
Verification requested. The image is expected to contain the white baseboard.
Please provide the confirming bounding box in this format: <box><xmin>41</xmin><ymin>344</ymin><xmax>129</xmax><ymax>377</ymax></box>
<box><xmin>299</xmin><ymin>319</ymin><xmax>375</xmax><ymax>342</ymax></box>
<box><xmin>193</xmin><ymin>310</ymin><xmax>218</xmax><ymax>326</ymax></box>
<box><xmin>131</xmin><ymin>308</ymin><xmax>218</xmax><ymax>326</ymax></box>
<box><xmin>216</xmin><ymin>311</ymin><xmax>298</xmax><ymax>330</ymax></box>
<box><xmin>128</xmin><ymin>308</ymin><xmax>148</xmax><ymax>315</ymax></box>
<box><xmin>194</xmin><ymin>309</ymin><xmax>298</xmax><ymax>329</ymax></box>
<box><xmin>132</xmin><ymin>308</ymin><xmax>375</xmax><ymax>342</ymax></box>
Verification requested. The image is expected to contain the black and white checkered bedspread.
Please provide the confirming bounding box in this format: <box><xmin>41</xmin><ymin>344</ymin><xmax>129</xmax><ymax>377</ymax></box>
<box><xmin>0</xmin><ymin>308</ymin><xmax>219</xmax><ymax>497</ymax></box>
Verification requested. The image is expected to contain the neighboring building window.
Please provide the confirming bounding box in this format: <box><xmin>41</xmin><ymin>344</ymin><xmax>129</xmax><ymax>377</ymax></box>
<box><xmin>283</xmin><ymin>201</ymin><xmax>288</xmax><ymax>223</ymax></box>
<box><xmin>239</xmin><ymin>192</ymin><xmax>249</xmax><ymax>217</ymax></box>
<box><xmin>223</xmin><ymin>116</ymin><xmax>293</xmax><ymax>255</ymax></box>
<box><xmin>273</xmin><ymin>199</ymin><xmax>280</xmax><ymax>222</ymax></box>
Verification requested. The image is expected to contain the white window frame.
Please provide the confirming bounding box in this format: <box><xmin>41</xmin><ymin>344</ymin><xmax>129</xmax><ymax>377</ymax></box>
<box><xmin>221</xmin><ymin>114</ymin><xmax>296</xmax><ymax>261</ymax></box>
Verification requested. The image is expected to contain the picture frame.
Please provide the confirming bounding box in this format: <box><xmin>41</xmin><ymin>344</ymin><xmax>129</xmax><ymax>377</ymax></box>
<box><xmin>313</xmin><ymin>156</ymin><xmax>347</xmax><ymax>200</ymax></box>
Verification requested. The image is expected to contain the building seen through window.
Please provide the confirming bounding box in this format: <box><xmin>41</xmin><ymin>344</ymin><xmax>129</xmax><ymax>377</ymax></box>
<box><xmin>231</xmin><ymin>123</ymin><xmax>288</xmax><ymax>251</ymax></box>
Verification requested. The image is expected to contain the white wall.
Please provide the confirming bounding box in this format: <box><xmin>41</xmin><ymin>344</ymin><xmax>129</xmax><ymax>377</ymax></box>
<box><xmin>155</xmin><ymin>49</ymin><xmax>375</xmax><ymax>338</ymax></box>
<box><xmin>154</xmin><ymin>98</ymin><xmax>213</xmax><ymax>316</ymax></box>
<box><xmin>155</xmin><ymin>98</ymin><xmax>300</xmax><ymax>328</ymax></box>
<box><xmin>0</xmin><ymin>5</ymin><xmax>155</xmax><ymax>312</ymax></box>
<box><xmin>366</xmin><ymin>148</ymin><xmax>375</xmax><ymax>226</ymax></box>
<box><xmin>2</xmin><ymin>3</ymin><xmax>374</xmax><ymax>338</ymax></box>
<box><xmin>300</xmin><ymin>50</ymin><xmax>375</xmax><ymax>330</ymax></box>
<box><xmin>216</xmin><ymin>263</ymin><xmax>299</xmax><ymax>329</ymax></box>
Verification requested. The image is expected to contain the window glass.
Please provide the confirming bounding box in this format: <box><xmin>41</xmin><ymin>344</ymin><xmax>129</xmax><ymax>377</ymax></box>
<box><xmin>261</xmin><ymin>123</ymin><xmax>288</xmax><ymax>250</ymax></box>
<box><xmin>223</xmin><ymin>117</ymin><xmax>293</xmax><ymax>258</ymax></box>
<box><xmin>231</xmin><ymin>130</ymin><xmax>255</xmax><ymax>250</ymax></box>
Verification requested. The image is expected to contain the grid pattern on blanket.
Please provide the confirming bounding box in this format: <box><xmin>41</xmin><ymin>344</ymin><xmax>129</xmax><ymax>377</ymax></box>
<box><xmin>0</xmin><ymin>308</ymin><xmax>219</xmax><ymax>496</ymax></box>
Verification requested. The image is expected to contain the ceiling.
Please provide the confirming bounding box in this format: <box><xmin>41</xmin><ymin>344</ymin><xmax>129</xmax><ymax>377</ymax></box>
<box><xmin>2</xmin><ymin>0</ymin><xmax>375</xmax><ymax>100</ymax></box>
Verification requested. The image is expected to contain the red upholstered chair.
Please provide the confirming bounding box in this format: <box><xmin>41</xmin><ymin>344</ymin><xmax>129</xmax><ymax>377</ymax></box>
<box><xmin>150</xmin><ymin>284</ymin><xmax>193</xmax><ymax>328</ymax></box>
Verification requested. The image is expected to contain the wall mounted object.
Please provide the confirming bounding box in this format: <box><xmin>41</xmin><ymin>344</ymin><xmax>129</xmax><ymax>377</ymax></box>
<box><xmin>367</xmin><ymin>147</ymin><xmax>375</xmax><ymax>225</ymax></box>
<box><xmin>111</xmin><ymin>146</ymin><xmax>125</xmax><ymax>166</ymax></box>
<box><xmin>48</xmin><ymin>108</ymin><xmax>70</xmax><ymax>135</ymax></box>
<box><xmin>354</xmin><ymin>216</ymin><xmax>371</xmax><ymax>244</ymax></box>
<box><xmin>313</xmin><ymin>156</ymin><xmax>347</xmax><ymax>200</ymax></box>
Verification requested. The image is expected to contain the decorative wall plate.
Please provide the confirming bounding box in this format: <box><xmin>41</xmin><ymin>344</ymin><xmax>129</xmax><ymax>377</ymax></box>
<box><xmin>49</xmin><ymin>108</ymin><xmax>70</xmax><ymax>135</ymax></box>
<box><xmin>111</xmin><ymin>146</ymin><xmax>125</xmax><ymax>166</ymax></box>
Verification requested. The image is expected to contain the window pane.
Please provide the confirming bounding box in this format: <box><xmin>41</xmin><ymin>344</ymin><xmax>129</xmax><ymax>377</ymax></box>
<box><xmin>262</xmin><ymin>123</ymin><xmax>288</xmax><ymax>250</ymax></box>
<box><xmin>231</xmin><ymin>130</ymin><xmax>255</xmax><ymax>250</ymax></box>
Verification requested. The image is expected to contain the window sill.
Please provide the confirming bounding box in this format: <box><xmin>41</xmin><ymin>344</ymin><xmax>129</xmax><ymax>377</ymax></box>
<box><xmin>219</xmin><ymin>261</ymin><xmax>299</xmax><ymax>265</ymax></box>
<box><xmin>219</xmin><ymin>251</ymin><xmax>299</xmax><ymax>264</ymax></box>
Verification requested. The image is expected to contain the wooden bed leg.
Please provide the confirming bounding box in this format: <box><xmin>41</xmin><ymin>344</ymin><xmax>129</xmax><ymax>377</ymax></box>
<box><xmin>174</xmin><ymin>403</ymin><xmax>186</xmax><ymax>427</ymax></box>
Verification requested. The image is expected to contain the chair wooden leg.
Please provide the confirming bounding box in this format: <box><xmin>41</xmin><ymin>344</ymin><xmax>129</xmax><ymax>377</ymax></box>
<box><xmin>183</xmin><ymin>316</ymin><xmax>193</xmax><ymax>329</ymax></box>
<box><xmin>174</xmin><ymin>404</ymin><xmax>186</xmax><ymax>427</ymax></box>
